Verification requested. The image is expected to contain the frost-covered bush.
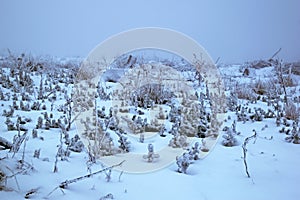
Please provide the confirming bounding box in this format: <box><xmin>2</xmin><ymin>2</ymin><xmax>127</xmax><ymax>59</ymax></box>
<box><xmin>5</xmin><ymin>117</ymin><xmax>15</xmax><ymax>131</ymax></box>
<box><xmin>118</xmin><ymin>135</ymin><xmax>130</xmax><ymax>152</ymax></box>
<box><xmin>143</xmin><ymin>144</ymin><xmax>159</xmax><ymax>162</ymax></box>
<box><xmin>222</xmin><ymin>120</ymin><xmax>239</xmax><ymax>147</ymax></box>
<box><xmin>36</xmin><ymin>116</ymin><xmax>43</xmax><ymax>129</ymax></box>
<box><xmin>250</xmin><ymin>108</ymin><xmax>265</xmax><ymax>122</ymax></box>
<box><xmin>68</xmin><ymin>134</ymin><xmax>85</xmax><ymax>152</ymax></box>
<box><xmin>188</xmin><ymin>142</ymin><xmax>200</xmax><ymax>160</ymax></box>
<box><xmin>2</xmin><ymin>107</ymin><xmax>14</xmax><ymax>117</ymax></box>
<box><xmin>227</xmin><ymin>92</ymin><xmax>238</xmax><ymax>111</ymax></box>
<box><xmin>236</xmin><ymin>106</ymin><xmax>248</xmax><ymax>123</ymax></box>
<box><xmin>285</xmin><ymin>121</ymin><xmax>300</xmax><ymax>144</ymax></box>
<box><xmin>234</xmin><ymin>83</ymin><xmax>257</xmax><ymax>101</ymax></box>
<box><xmin>169</xmin><ymin>133</ymin><xmax>188</xmax><ymax>148</ymax></box>
<box><xmin>284</xmin><ymin>101</ymin><xmax>300</xmax><ymax>121</ymax></box>
<box><xmin>33</xmin><ymin>149</ymin><xmax>41</xmax><ymax>159</ymax></box>
<box><xmin>176</xmin><ymin>152</ymin><xmax>190</xmax><ymax>174</ymax></box>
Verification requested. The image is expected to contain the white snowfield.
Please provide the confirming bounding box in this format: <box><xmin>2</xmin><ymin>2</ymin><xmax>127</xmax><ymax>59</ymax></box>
<box><xmin>1</xmin><ymin>58</ymin><xmax>300</xmax><ymax>200</ymax></box>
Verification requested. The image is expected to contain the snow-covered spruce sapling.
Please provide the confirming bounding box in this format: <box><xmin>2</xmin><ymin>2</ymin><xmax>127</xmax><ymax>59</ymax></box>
<box><xmin>222</xmin><ymin>120</ymin><xmax>239</xmax><ymax>147</ymax></box>
<box><xmin>143</xmin><ymin>144</ymin><xmax>159</xmax><ymax>162</ymax></box>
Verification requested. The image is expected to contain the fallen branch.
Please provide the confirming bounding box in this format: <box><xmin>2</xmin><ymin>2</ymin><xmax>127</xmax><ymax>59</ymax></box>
<box><xmin>47</xmin><ymin>160</ymin><xmax>125</xmax><ymax>197</ymax></box>
<box><xmin>242</xmin><ymin>130</ymin><xmax>257</xmax><ymax>178</ymax></box>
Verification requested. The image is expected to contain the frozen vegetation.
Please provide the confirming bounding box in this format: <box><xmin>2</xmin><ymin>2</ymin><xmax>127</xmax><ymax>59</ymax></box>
<box><xmin>0</xmin><ymin>52</ymin><xmax>300</xmax><ymax>200</ymax></box>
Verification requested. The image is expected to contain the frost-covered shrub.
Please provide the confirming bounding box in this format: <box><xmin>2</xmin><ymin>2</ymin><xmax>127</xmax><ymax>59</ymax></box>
<box><xmin>5</xmin><ymin>117</ymin><xmax>15</xmax><ymax>131</ymax></box>
<box><xmin>2</xmin><ymin>107</ymin><xmax>14</xmax><ymax>117</ymax></box>
<box><xmin>32</xmin><ymin>129</ymin><xmax>38</xmax><ymax>138</ymax></box>
<box><xmin>139</xmin><ymin>133</ymin><xmax>144</xmax><ymax>143</ymax></box>
<box><xmin>157</xmin><ymin>107</ymin><xmax>167</xmax><ymax>119</ymax></box>
<box><xmin>143</xmin><ymin>144</ymin><xmax>159</xmax><ymax>162</ymax></box>
<box><xmin>176</xmin><ymin>152</ymin><xmax>190</xmax><ymax>174</ymax></box>
<box><xmin>236</xmin><ymin>106</ymin><xmax>248</xmax><ymax>123</ymax></box>
<box><xmin>222</xmin><ymin>120</ymin><xmax>239</xmax><ymax>147</ymax></box>
<box><xmin>234</xmin><ymin>83</ymin><xmax>257</xmax><ymax>101</ymax></box>
<box><xmin>285</xmin><ymin>121</ymin><xmax>300</xmax><ymax>144</ymax></box>
<box><xmin>188</xmin><ymin>142</ymin><xmax>200</xmax><ymax>160</ymax></box>
<box><xmin>169</xmin><ymin>133</ymin><xmax>188</xmax><ymax>148</ymax></box>
<box><xmin>118</xmin><ymin>135</ymin><xmax>130</xmax><ymax>152</ymax></box>
<box><xmin>33</xmin><ymin>149</ymin><xmax>41</xmax><ymax>159</ymax></box>
<box><xmin>253</xmin><ymin>79</ymin><xmax>268</xmax><ymax>95</ymax></box>
<box><xmin>250</xmin><ymin>108</ymin><xmax>264</xmax><ymax>121</ymax></box>
<box><xmin>44</xmin><ymin>119</ymin><xmax>51</xmax><ymax>130</ymax></box>
<box><xmin>99</xmin><ymin>193</ymin><xmax>114</xmax><ymax>200</ymax></box>
<box><xmin>284</xmin><ymin>101</ymin><xmax>300</xmax><ymax>120</ymax></box>
<box><xmin>36</xmin><ymin>116</ymin><xmax>43</xmax><ymax>129</ymax></box>
<box><xmin>57</xmin><ymin>146</ymin><xmax>71</xmax><ymax>160</ymax></box>
<box><xmin>227</xmin><ymin>92</ymin><xmax>238</xmax><ymax>111</ymax></box>
<box><xmin>68</xmin><ymin>134</ymin><xmax>85</xmax><ymax>152</ymax></box>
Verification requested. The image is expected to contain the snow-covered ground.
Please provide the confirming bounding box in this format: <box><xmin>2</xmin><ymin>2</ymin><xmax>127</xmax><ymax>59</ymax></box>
<box><xmin>1</xmin><ymin>55</ymin><xmax>300</xmax><ymax>200</ymax></box>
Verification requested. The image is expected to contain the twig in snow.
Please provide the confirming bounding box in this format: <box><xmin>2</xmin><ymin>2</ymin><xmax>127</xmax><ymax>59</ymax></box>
<box><xmin>20</xmin><ymin>136</ymin><xmax>29</xmax><ymax>169</ymax></box>
<box><xmin>242</xmin><ymin>130</ymin><xmax>257</xmax><ymax>178</ymax></box>
<box><xmin>118</xmin><ymin>171</ymin><xmax>124</xmax><ymax>182</ymax></box>
<box><xmin>10</xmin><ymin>132</ymin><xmax>27</xmax><ymax>158</ymax></box>
<box><xmin>47</xmin><ymin>160</ymin><xmax>125</xmax><ymax>197</ymax></box>
<box><xmin>53</xmin><ymin>131</ymin><xmax>64</xmax><ymax>173</ymax></box>
<box><xmin>5</xmin><ymin>166</ymin><xmax>20</xmax><ymax>191</ymax></box>
<box><xmin>24</xmin><ymin>187</ymin><xmax>40</xmax><ymax>199</ymax></box>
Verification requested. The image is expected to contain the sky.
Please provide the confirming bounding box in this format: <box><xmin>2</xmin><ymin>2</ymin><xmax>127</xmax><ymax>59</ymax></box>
<box><xmin>0</xmin><ymin>0</ymin><xmax>299</xmax><ymax>63</ymax></box>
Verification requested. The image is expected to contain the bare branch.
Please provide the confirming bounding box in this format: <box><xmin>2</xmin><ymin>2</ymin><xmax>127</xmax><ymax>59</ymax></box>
<box><xmin>270</xmin><ymin>48</ymin><xmax>282</xmax><ymax>60</ymax></box>
<box><xmin>47</xmin><ymin>160</ymin><xmax>125</xmax><ymax>197</ymax></box>
<box><xmin>242</xmin><ymin>130</ymin><xmax>257</xmax><ymax>178</ymax></box>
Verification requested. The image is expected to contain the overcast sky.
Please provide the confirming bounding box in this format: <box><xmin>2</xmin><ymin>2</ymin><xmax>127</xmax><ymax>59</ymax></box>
<box><xmin>0</xmin><ymin>0</ymin><xmax>299</xmax><ymax>63</ymax></box>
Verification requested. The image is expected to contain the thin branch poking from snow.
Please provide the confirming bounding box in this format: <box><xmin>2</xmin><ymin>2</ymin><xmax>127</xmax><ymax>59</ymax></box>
<box><xmin>242</xmin><ymin>130</ymin><xmax>257</xmax><ymax>178</ymax></box>
<box><xmin>5</xmin><ymin>166</ymin><xmax>20</xmax><ymax>191</ymax></box>
<box><xmin>118</xmin><ymin>171</ymin><xmax>124</xmax><ymax>182</ymax></box>
<box><xmin>20</xmin><ymin>137</ymin><xmax>29</xmax><ymax>169</ymax></box>
<box><xmin>53</xmin><ymin>131</ymin><xmax>63</xmax><ymax>173</ymax></box>
<box><xmin>46</xmin><ymin>160</ymin><xmax>125</xmax><ymax>197</ymax></box>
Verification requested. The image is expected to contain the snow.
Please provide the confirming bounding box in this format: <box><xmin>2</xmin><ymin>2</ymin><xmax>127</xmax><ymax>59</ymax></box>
<box><xmin>1</xmin><ymin>58</ymin><xmax>300</xmax><ymax>200</ymax></box>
